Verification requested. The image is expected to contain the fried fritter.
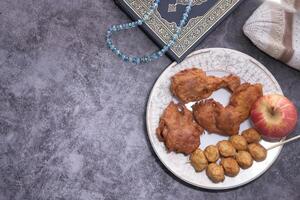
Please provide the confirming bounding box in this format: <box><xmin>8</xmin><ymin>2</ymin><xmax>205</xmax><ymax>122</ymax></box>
<box><xmin>230</xmin><ymin>135</ymin><xmax>248</xmax><ymax>151</ymax></box>
<box><xmin>229</xmin><ymin>83</ymin><xmax>263</xmax><ymax>122</ymax></box>
<box><xmin>193</xmin><ymin>99</ymin><xmax>241</xmax><ymax>136</ymax></box>
<box><xmin>217</xmin><ymin>140</ymin><xmax>236</xmax><ymax>157</ymax></box>
<box><xmin>156</xmin><ymin>102</ymin><xmax>204</xmax><ymax>154</ymax></box>
<box><xmin>171</xmin><ymin>68</ymin><xmax>241</xmax><ymax>103</ymax></box>
<box><xmin>248</xmin><ymin>143</ymin><xmax>267</xmax><ymax>161</ymax></box>
<box><xmin>206</xmin><ymin>163</ymin><xmax>225</xmax><ymax>183</ymax></box>
<box><xmin>241</xmin><ymin>128</ymin><xmax>261</xmax><ymax>143</ymax></box>
<box><xmin>204</xmin><ymin>145</ymin><xmax>220</xmax><ymax>163</ymax></box>
<box><xmin>221</xmin><ymin>157</ymin><xmax>240</xmax><ymax>177</ymax></box>
<box><xmin>190</xmin><ymin>149</ymin><xmax>208</xmax><ymax>172</ymax></box>
<box><xmin>236</xmin><ymin>151</ymin><xmax>253</xmax><ymax>169</ymax></box>
<box><xmin>192</xmin><ymin>83</ymin><xmax>263</xmax><ymax>136</ymax></box>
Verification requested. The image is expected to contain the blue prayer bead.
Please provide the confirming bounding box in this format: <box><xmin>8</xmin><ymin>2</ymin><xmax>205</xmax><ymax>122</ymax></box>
<box><xmin>162</xmin><ymin>47</ymin><xmax>168</xmax><ymax>53</ymax></box>
<box><xmin>151</xmin><ymin>54</ymin><xmax>158</xmax><ymax>60</ymax></box>
<box><xmin>132</xmin><ymin>57</ymin><xmax>139</xmax><ymax>64</ymax></box>
<box><xmin>137</xmin><ymin>20</ymin><xmax>143</xmax><ymax>25</ymax></box>
<box><xmin>124</xmin><ymin>56</ymin><xmax>129</xmax><ymax>62</ymax></box>
<box><xmin>106</xmin><ymin>0</ymin><xmax>193</xmax><ymax>64</ymax></box>
<box><xmin>172</xmin><ymin>35</ymin><xmax>178</xmax><ymax>40</ymax></box>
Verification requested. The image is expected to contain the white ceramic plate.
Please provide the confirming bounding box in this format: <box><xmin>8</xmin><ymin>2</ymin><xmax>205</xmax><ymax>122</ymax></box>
<box><xmin>146</xmin><ymin>48</ymin><xmax>284</xmax><ymax>190</ymax></box>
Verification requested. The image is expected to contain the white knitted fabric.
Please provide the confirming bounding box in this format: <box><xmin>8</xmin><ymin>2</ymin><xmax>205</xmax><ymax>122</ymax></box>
<box><xmin>243</xmin><ymin>1</ymin><xmax>300</xmax><ymax>70</ymax></box>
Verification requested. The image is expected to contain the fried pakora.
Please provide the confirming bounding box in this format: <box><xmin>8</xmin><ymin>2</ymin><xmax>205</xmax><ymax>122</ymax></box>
<box><xmin>192</xmin><ymin>99</ymin><xmax>241</xmax><ymax>136</ymax></box>
<box><xmin>156</xmin><ymin>102</ymin><xmax>204</xmax><ymax>154</ymax></box>
<box><xmin>248</xmin><ymin>143</ymin><xmax>267</xmax><ymax>161</ymax></box>
<box><xmin>217</xmin><ymin>140</ymin><xmax>236</xmax><ymax>157</ymax></box>
<box><xmin>236</xmin><ymin>151</ymin><xmax>253</xmax><ymax>169</ymax></box>
<box><xmin>193</xmin><ymin>83</ymin><xmax>263</xmax><ymax>136</ymax></box>
<box><xmin>206</xmin><ymin>163</ymin><xmax>225</xmax><ymax>183</ymax></box>
<box><xmin>190</xmin><ymin>149</ymin><xmax>208</xmax><ymax>172</ymax></box>
<box><xmin>204</xmin><ymin>145</ymin><xmax>220</xmax><ymax>163</ymax></box>
<box><xmin>171</xmin><ymin>68</ymin><xmax>241</xmax><ymax>103</ymax></box>
<box><xmin>221</xmin><ymin>157</ymin><xmax>240</xmax><ymax>177</ymax></box>
<box><xmin>228</xmin><ymin>83</ymin><xmax>263</xmax><ymax>122</ymax></box>
<box><xmin>241</xmin><ymin>128</ymin><xmax>261</xmax><ymax>143</ymax></box>
<box><xmin>230</xmin><ymin>135</ymin><xmax>248</xmax><ymax>151</ymax></box>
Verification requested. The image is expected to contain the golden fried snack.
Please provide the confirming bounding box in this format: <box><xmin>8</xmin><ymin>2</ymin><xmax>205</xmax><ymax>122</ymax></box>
<box><xmin>171</xmin><ymin>68</ymin><xmax>241</xmax><ymax>103</ymax></box>
<box><xmin>228</xmin><ymin>83</ymin><xmax>263</xmax><ymax>122</ymax></box>
<box><xmin>193</xmin><ymin>100</ymin><xmax>241</xmax><ymax>136</ymax></box>
<box><xmin>204</xmin><ymin>145</ymin><xmax>220</xmax><ymax>163</ymax></box>
<box><xmin>193</xmin><ymin>83</ymin><xmax>263</xmax><ymax>137</ymax></box>
<box><xmin>206</xmin><ymin>163</ymin><xmax>225</xmax><ymax>183</ymax></box>
<box><xmin>217</xmin><ymin>140</ymin><xmax>236</xmax><ymax>157</ymax></box>
<box><xmin>229</xmin><ymin>135</ymin><xmax>248</xmax><ymax>151</ymax></box>
<box><xmin>190</xmin><ymin>149</ymin><xmax>208</xmax><ymax>172</ymax></box>
<box><xmin>241</xmin><ymin>128</ymin><xmax>261</xmax><ymax>143</ymax></box>
<box><xmin>221</xmin><ymin>157</ymin><xmax>240</xmax><ymax>177</ymax></box>
<box><xmin>156</xmin><ymin>102</ymin><xmax>204</xmax><ymax>154</ymax></box>
<box><xmin>236</xmin><ymin>151</ymin><xmax>253</xmax><ymax>169</ymax></box>
<box><xmin>248</xmin><ymin>143</ymin><xmax>267</xmax><ymax>161</ymax></box>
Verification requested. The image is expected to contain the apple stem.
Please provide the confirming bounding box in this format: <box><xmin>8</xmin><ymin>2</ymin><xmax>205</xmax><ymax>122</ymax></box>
<box><xmin>270</xmin><ymin>106</ymin><xmax>276</xmax><ymax>116</ymax></box>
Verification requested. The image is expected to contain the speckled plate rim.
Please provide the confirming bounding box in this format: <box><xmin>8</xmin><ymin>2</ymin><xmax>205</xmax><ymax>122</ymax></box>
<box><xmin>146</xmin><ymin>48</ymin><xmax>284</xmax><ymax>190</ymax></box>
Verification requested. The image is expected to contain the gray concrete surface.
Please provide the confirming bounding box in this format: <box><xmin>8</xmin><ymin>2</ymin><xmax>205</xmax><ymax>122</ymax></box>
<box><xmin>0</xmin><ymin>0</ymin><xmax>299</xmax><ymax>199</ymax></box>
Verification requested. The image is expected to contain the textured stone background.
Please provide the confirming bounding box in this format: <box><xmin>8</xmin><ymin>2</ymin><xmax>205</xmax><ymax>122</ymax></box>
<box><xmin>0</xmin><ymin>0</ymin><xmax>299</xmax><ymax>200</ymax></box>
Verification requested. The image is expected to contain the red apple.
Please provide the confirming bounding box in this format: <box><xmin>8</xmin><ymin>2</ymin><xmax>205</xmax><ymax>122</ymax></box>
<box><xmin>250</xmin><ymin>94</ymin><xmax>298</xmax><ymax>140</ymax></box>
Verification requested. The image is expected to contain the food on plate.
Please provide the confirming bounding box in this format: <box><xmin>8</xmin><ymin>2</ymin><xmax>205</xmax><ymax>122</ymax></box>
<box><xmin>156</xmin><ymin>102</ymin><xmax>204</xmax><ymax>154</ymax></box>
<box><xmin>171</xmin><ymin>68</ymin><xmax>241</xmax><ymax>103</ymax></box>
<box><xmin>192</xmin><ymin>83</ymin><xmax>263</xmax><ymax>136</ymax></box>
<box><xmin>192</xmin><ymin>99</ymin><xmax>241</xmax><ymax>136</ymax></box>
<box><xmin>250</xmin><ymin>94</ymin><xmax>298</xmax><ymax>140</ymax></box>
<box><xmin>248</xmin><ymin>143</ymin><xmax>267</xmax><ymax>161</ymax></box>
<box><xmin>221</xmin><ymin>157</ymin><xmax>240</xmax><ymax>177</ymax></box>
<box><xmin>190</xmin><ymin>149</ymin><xmax>208</xmax><ymax>172</ymax></box>
<box><xmin>155</xmin><ymin>68</ymin><xmax>276</xmax><ymax>184</ymax></box>
<box><xmin>206</xmin><ymin>163</ymin><xmax>225</xmax><ymax>183</ymax></box>
<box><xmin>228</xmin><ymin>83</ymin><xmax>263</xmax><ymax>122</ymax></box>
<box><xmin>229</xmin><ymin>135</ymin><xmax>248</xmax><ymax>150</ymax></box>
<box><xmin>204</xmin><ymin>145</ymin><xmax>220</xmax><ymax>163</ymax></box>
<box><xmin>217</xmin><ymin>140</ymin><xmax>236</xmax><ymax>157</ymax></box>
<box><xmin>236</xmin><ymin>151</ymin><xmax>253</xmax><ymax>169</ymax></box>
<box><xmin>241</xmin><ymin>128</ymin><xmax>261</xmax><ymax>143</ymax></box>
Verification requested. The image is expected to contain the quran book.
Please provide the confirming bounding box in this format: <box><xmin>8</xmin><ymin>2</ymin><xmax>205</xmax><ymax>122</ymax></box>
<box><xmin>115</xmin><ymin>0</ymin><xmax>244</xmax><ymax>62</ymax></box>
